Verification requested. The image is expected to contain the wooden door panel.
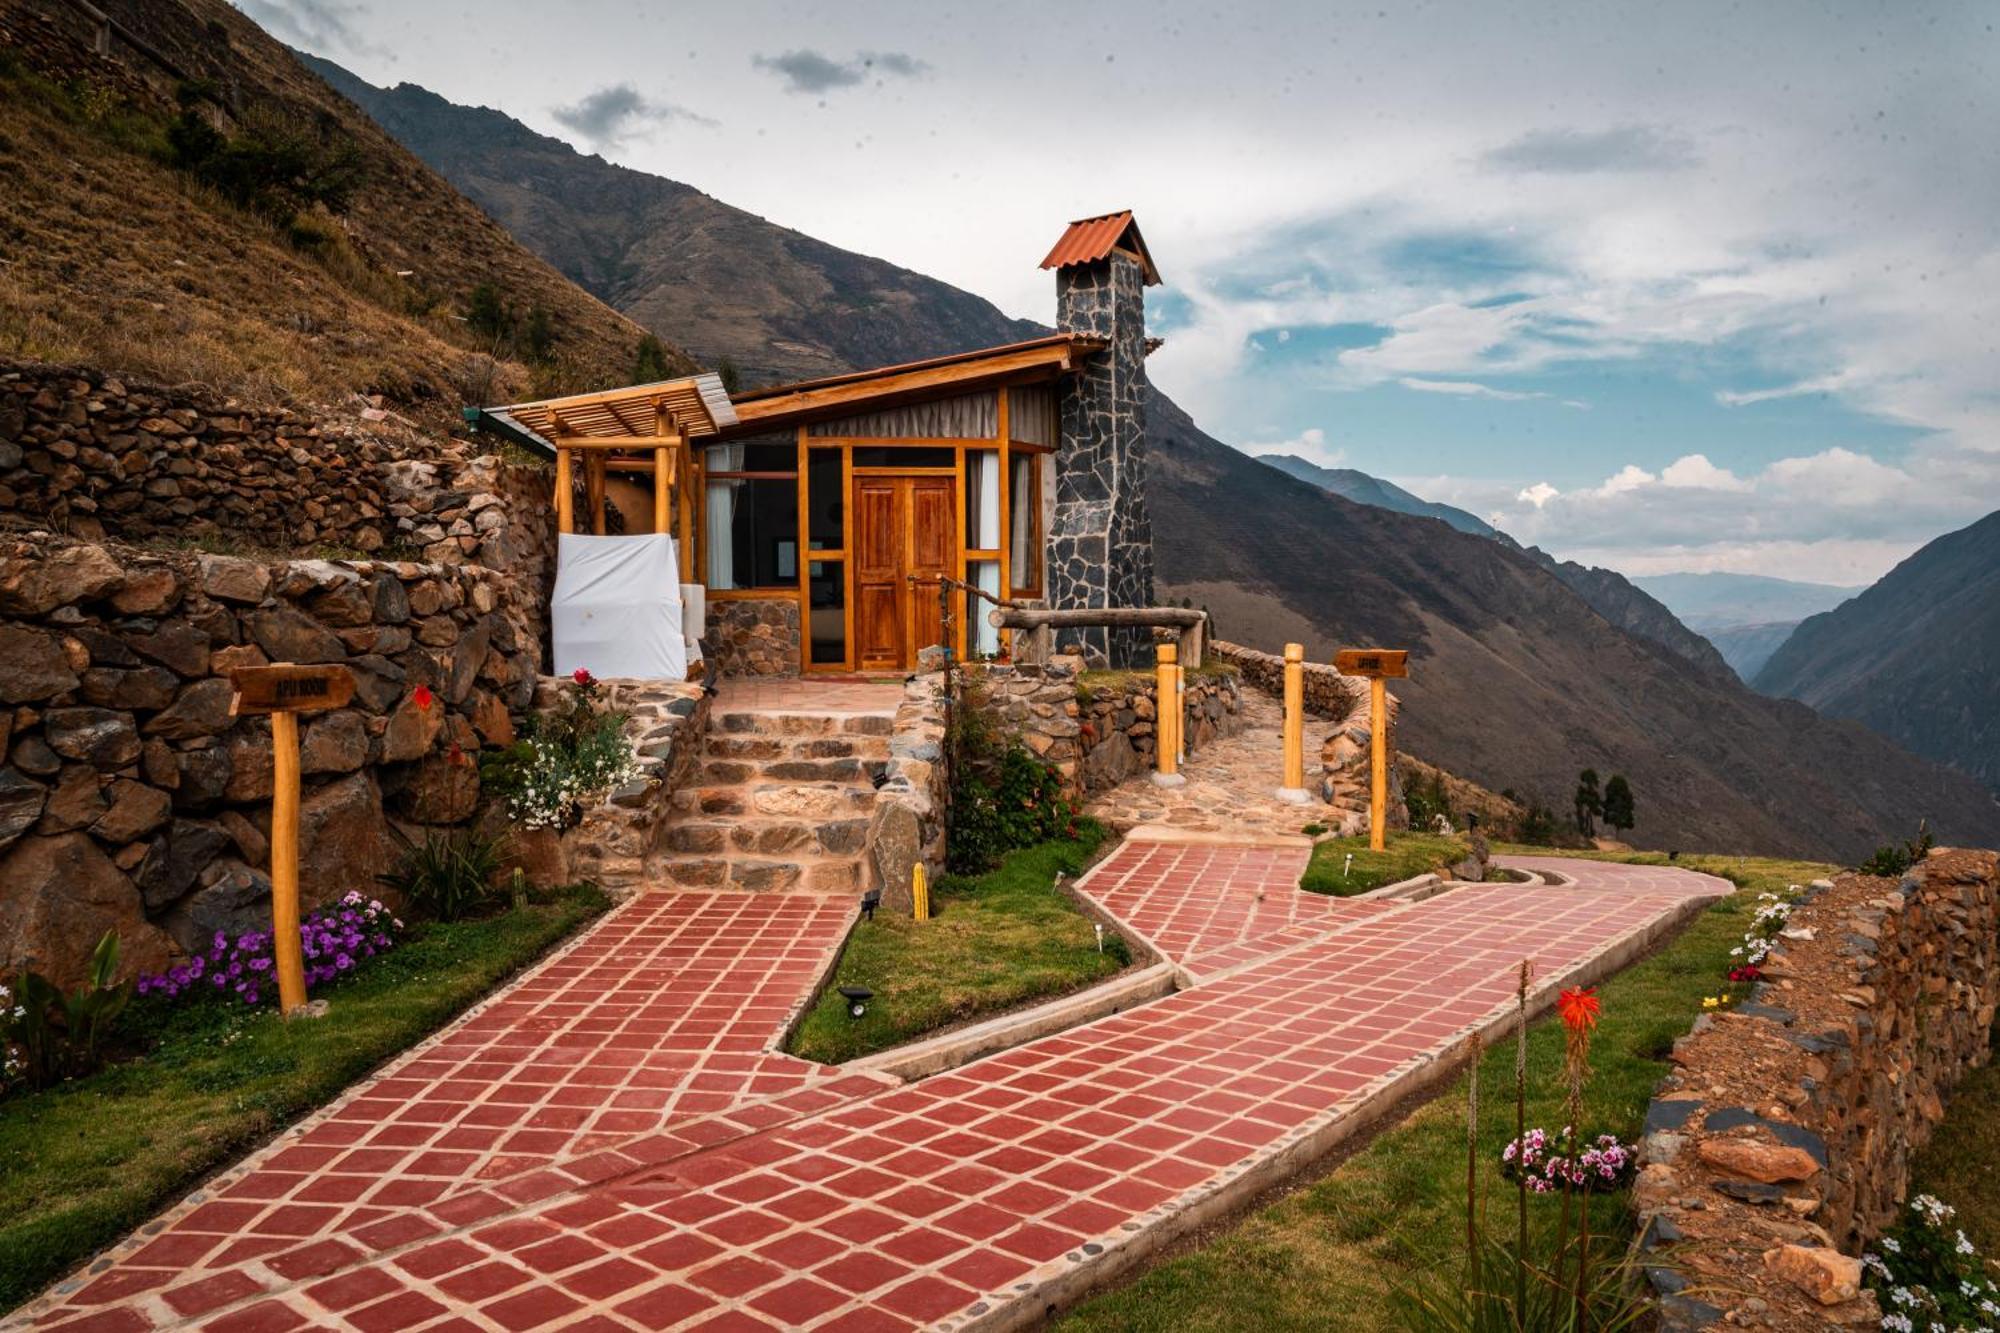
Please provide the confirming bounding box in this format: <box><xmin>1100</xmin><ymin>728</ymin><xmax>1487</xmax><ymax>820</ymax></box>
<box><xmin>855</xmin><ymin>586</ymin><xmax>901</xmax><ymax>670</ymax></box>
<box><xmin>908</xmin><ymin>478</ymin><xmax>955</xmax><ymax>658</ymax></box>
<box><xmin>853</xmin><ymin>481</ymin><xmax>898</xmax><ymax>581</ymax></box>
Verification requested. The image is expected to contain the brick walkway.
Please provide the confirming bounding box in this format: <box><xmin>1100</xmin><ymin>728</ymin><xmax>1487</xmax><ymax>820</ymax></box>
<box><xmin>12</xmin><ymin>843</ymin><xmax>1730</xmax><ymax>1333</ymax></box>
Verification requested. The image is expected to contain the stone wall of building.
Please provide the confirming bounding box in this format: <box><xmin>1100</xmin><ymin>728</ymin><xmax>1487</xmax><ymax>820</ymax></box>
<box><xmin>1210</xmin><ymin>640</ymin><xmax>1404</xmax><ymax>834</ymax></box>
<box><xmin>964</xmin><ymin>657</ymin><xmax>1242</xmax><ymax>794</ymax></box>
<box><xmin>0</xmin><ymin>532</ymin><xmax>538</xmax><ymax>988</ymax></box>
<box><xmin>704</xmin><ymin>596</ymin><xmax>799</xmax><ymax>676</ymax></box>
<box><xmin>1050</xmin><ymin>252</ymin><xmax>1155</xmax><ymax>668</ymax></box>
<box><xmin>1633</xmin><ymin>849</ymin><xmax>2000</xmax><ymax>1329</ymax></box>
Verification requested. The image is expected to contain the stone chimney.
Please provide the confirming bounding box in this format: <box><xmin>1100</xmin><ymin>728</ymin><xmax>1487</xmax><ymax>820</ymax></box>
<box><xmin>1041</xmin><ymin>212</ymin><xmax>1160</xmax><ymax>668</ymax></box>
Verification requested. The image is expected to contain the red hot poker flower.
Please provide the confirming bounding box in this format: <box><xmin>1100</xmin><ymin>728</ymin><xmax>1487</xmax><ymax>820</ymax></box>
<box><xmin>572</xmin><ymin>667</ymin><xmax>595</xmax><ymax>687</ymax></box>
<box><xmin>411</xmin><ymin>684</ymin><xmax>434</xmax><ymax>712</ymax></box>
<box><xmin>1556</xmin><ymin>986</ymin><xmax>1601</xmax><ymax>1032</ymax></box>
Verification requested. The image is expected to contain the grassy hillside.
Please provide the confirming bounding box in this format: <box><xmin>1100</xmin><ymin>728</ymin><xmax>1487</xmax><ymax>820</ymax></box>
<box><xmin>0</xmin><ymin>0</ymin><xmax>693</xmax><ymax>425</ymax></box>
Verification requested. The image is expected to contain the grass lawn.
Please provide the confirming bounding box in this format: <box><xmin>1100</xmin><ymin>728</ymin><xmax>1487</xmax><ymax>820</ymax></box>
<box><xmin>1909</xmin><ymin>1041</ymin><xmax>2000</xmax><ymax>1258</ymax></box>
<box><xmin>0</xmin><ymin>884</ymin><xmax>609</xmax><ymax>1314</ymax></box>
<box><xmin>1059</xmin><ymin>849</ymin><xmax>1835</xmax><ymax>1332</ymax></box>
<box><xmin>1299</xmin><ymin>831</ymin><xmax>1468</xmax><ymax>896</ymax></box>
<box><xmin>788</xmin><ymin>825</ymin><xmax>1129</xmax><ymax>1065</ymax></box>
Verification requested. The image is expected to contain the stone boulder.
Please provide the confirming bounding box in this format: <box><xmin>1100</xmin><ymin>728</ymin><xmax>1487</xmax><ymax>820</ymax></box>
<box><xmin>298</xmin><ymin>772</ymin><xmax>395</xmax><ymax>909</ymax></box>
<box><xmin>301</xmin><ymin>709</ymin><xmax>369</xmax><ymax>774</ymax></box>
<box><xmin>136</xmin><ymin>819</ymin><xmax>233</xmax><ymax>911</ymax></box>
<box><xmin>0</xmin><ymin>544</ymin><xmax>123</xmax><ymax>615</ymax></box>
<box><xmin>0</xmin><ymin>624</ymin><xmax>80</xmax><ymax>703</ymax></box>
<box><xmin>197</xmin><ymin>554</ymin><xmax>271</xmax><ymax>605</ymax></box>
<box><xmin>0</xmin><ymin>767</ymin><xmax>47</xmax><ymax>852</ymax></box>
<box><xmin>248</xmin><ymin>607</ymin><xmax>344</xmax><ymax>664</ymax></box>
<box><xmin>44</xmin><ymin>708</ymin><xmax>142</xmax><ymax>768</ymax></box>
<box><xmin>0</xmin><ymin>832</ymin><xmax>175</xmax><ymax>988</ymax></box>
<box><xmin>145</xmin><ymin>678</ymin><xmax>237</xmax><ymax>740</ymax></box>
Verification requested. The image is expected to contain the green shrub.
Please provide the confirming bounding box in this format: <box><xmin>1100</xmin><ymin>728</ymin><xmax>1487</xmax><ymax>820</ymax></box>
<box><xmin>944</xmin><ymin>686</ymin><xmax>1077</xmax><ymax>874</ymax></box>
<box><xmin>165</xmin><ymin>104</ymin><xmax>367</xmax><ymax>220</ymax></box>
<box><xmin>1858</xmin><ymin>820</ymin><xmax>1934</xmax><ymax>877</ymax></box>
<box><xmin>1</xmin><ymin>932</ymin><xmax>132</xmax><ymax>1092</ymax></box>
<box><xmin>379</xmin><ymin>827</ymin><xmax>508</xmax><ymax>922</ymax></box>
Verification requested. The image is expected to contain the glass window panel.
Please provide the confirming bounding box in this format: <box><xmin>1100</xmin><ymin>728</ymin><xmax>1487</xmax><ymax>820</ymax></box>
<box><xmin>968</xmin><ymin>561</ymin><xmax>1001</xmax><ymax>657</ymax></box>
<box><xmin>965</xmin><ymin>450</ymin><xmax>1000</xmax><ymax>549</ymax></box>
<box><xmin>808</xmin><ymin>451</ymin><xmax>843</xmax><ymax>550</ymax></box>
<box><xmin>705</xmin><ymin>441</ymin><xmax>795</xmax><ymax>472</ymax></box>
<box><xmin>1009</xmin><ymin>454</ymin><xmax>1040</xmax><ymax>593</ymax></box>
<box><xmin>704</xmin><ymin>476</ymin><xmax>798</xmax><ymax>589</ymax></box>
<box><xmin>850</xmin><ymin>445</ymin><xmax>955</xmax><ymax>469</ymax></box>
<box><xmin>808</xmin><ymin>560</ymin><xmax>846</xmax><ymax>665</ymax></box>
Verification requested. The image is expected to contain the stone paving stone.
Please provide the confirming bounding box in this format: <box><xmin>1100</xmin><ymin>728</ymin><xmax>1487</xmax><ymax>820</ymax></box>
<box><xmin>12</xmin><ymin>843</ymin><xmax>1731</xmax><ymax>1333</ymax></box>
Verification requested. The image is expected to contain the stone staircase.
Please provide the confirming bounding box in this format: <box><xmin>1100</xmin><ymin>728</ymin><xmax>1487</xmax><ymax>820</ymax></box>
<box><xmin>651</xmin><ymin>707</ymin><xmax>893</xmax><ymax>893</ymax></box>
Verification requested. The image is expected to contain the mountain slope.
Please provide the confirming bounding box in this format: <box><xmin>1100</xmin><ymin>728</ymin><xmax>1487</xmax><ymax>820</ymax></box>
<box><xmin>314</xmin><ymin>58</ymin><xmax>2000</xmax><ymax>861</ymax></box>
<box><xmin>1522</xmin><ymin>550</ymin><xmax>1734</xmax><ymax>677</ymax></box>
<box><xmin>0</xmin><ymin>1</ymin><xmax>690</xmax><ymax>425</ymax></box>
<box><xmin>1259</xmin><ymin>454</ymin><xmax>1499</xmax><ymax>537</ymax></box>
<box><xmin>1756</xmin><ymin>511</ymin><xmax>2000</xmax><ymax>793</ymax></box>
<box><xmin>1704</xmin><ymin>622</ymin><xmax>1800</xmax><ymax>682</ymax></box>
<box><xmin>299</xmin><ymin>57</ymin><xmax>1040</xmax><ymax>388</ymax></box>
<box><xmin>1635</xmin><ymin>572</ymin><xmax>1862</xmax><ymax>630</ymax></box>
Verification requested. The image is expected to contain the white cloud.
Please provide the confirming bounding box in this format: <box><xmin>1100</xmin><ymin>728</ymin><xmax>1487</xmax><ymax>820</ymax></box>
<box><xmin>1397</xmin><ymin>377</ymin><xmax>1543</xmax><ymax>402</ymax></box>
<box><xmin>1518</xmin><ymin>481</ymin><xmax>1560</xmax><ymax>508</ymax></box>
<box><xmin>1658</xmin><ymin>454</ymin><xmax>1749</xmax><ymax>491</ymax></box>
<box><xmin>1715</xmin><ymin>373</ymin><xmax>1849</xmax><ymax>407</ymax></box>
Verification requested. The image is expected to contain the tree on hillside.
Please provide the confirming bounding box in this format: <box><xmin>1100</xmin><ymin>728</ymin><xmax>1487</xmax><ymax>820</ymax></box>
<box><xmin>1574</xmin><ymin>768</ymin><xmax>1603</xmax><ymax>837</ymax></box>
<box><xmin>522</xmin><ymin>305</ymin><xmax>554</xmax><ymax>362</ymax></box>
<box><xmin>1601</xmin><ymin>774</ymin><xmax>1635</xmax><ymax>837</ymax></box>
<box><xmin>716</xmin><ymin>356</ymin><xmax>742</xmax><ymax>395</ymax></box>
<box><xmin>631</xmin><ymin>334</ymin><xmax>672</xmax><ymax>384</ymax></box>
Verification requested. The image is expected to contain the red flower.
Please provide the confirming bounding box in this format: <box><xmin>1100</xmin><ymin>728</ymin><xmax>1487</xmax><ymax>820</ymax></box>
<box><xmin>1727</xmin><ymin>964</ymin><xmax>1763</xmax><ymax>984</ymax></box>
<box><xmin>447</xmin><ymin>743</ymin><xmax>466</xmax><ymax>768</ymax></box>
<box><xmin>1556</xmin><ymin>986</ymin><xmax>1601</xmax><ymax>1033</ymax></box>
<box><xmin>411</xmin><ymin>684</ymin><xmax>434</xmax><ymax>712</ymax></box>
<box><xmin>572</xmin><ymin>667</ymin><xmax>595</xmax><ymax>687</ymax></box>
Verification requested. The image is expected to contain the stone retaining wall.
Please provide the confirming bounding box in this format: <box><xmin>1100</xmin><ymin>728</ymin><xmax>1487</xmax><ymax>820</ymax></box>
<box><xmin>964</xmin><ymin>657</ymin><xmax>1243</xmax><ymax>794</ymax></box>
<box><xmin>1634</xmin><ymin>848</ymin><xmax>2000</xmax><ymax>1329</ymax></box>
<box><xmin>870</xmin><ymin>674</ymin><xmax>948</xmax><ymax>912</ymax></box>
<box><xmin>0</xmin><ymin>532</ymin><xmax>538</xmax><ymax>988</ymax></box>
<box><xmin>705</xmin><ymin>596</ymin><xmax>800</xmax><ymax>676</ymax></box>
<box><xmin>1210</xmin><ymin>640</ymin><xmax>1404</xmax><ymax>834</ymax></box>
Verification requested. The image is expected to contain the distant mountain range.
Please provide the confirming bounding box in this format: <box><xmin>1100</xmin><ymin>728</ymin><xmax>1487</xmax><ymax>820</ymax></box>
<box><xmin>1631</xmin><ymin>573</ymin><xmax>1866</xmax><ymax>681</ymax></box>
<box><xmin>242</xmin><ymin>54</ymin><xmax>2000</xmax><ymax>858</ymax></box>
<box><xmin>1756</xmin><ymin>511</ymin><xmax>2000</xmax><ymax>795</ymax></box>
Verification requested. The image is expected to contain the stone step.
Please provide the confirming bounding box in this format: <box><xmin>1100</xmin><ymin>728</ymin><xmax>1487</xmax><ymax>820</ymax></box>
<box><xmin>699</xmin><ymin>756</ymin><xmax>879</xmax><ymax>787</ymax></box>
<box><xmin>712</xmin><ymin>710</ymin><xmax>895</xmax><ymax>739</ymax></box>
<box><xmin>669</xmin><ymin>783</ymin><xmax>879</xmax><ymax>820</ymax></box>
<box><xmin>651</xmin><ymin>855</ymin><xmax>870</xmax><ymax>894</ymax></box>
<box><xmin>662</xmin><ymin>815</ymin><xmax>871</xmax><ymax>859</ymax></box>
<box><xmin>705</xmin><ymin>733</ymin><xmax>891</xmax><ymax>764</ymax></box>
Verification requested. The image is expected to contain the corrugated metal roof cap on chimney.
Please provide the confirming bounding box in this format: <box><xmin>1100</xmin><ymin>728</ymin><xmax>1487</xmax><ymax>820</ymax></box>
<box><xmin>1039</xmin><ymin>210</ymin><xmax>1162</xmax><ymax>286</ymax></box>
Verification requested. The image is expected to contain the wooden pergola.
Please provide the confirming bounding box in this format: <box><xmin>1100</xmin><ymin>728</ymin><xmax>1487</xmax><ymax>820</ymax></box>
<box><xmin>473</xmin><ymin>372</ymin><xmax>738</xmax><ymax>555</ymax></box>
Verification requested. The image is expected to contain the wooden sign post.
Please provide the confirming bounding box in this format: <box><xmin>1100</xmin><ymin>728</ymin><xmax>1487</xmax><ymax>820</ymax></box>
<box><xmin>228</xmin><ymin>663</ymin><xmax>357</xmax><ymax>1017</ymax></box>
<box><xmin>1335</xmin><ymin>650</ymin><xmax>1409</xmax><ymax>853</ymax></box>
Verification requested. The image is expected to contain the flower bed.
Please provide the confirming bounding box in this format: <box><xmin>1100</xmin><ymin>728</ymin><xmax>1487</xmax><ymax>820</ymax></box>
<box><xmin>137</xmin><ymin>893</ymin><xmax>401</xmax><ymax>1008</ymax></box>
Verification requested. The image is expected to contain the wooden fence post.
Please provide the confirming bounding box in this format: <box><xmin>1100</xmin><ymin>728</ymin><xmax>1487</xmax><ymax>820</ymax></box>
<box><xmin>1370</xmin><ymin>676</ymin><xmax>1388</xmax><ymax>852</ymax></box>
<box><xmin>1151</xmin><ymin>641</ymin><xmax>1185</xmax><ymax>788</ymax></box>
<box><xmin>1276</xmin><ymin>642</ymin><xmax>1310</xmax><ymax>804</ymax></box>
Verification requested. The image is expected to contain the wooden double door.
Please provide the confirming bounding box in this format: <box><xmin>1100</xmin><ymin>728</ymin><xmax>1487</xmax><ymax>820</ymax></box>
<box><xmin>852</xmin><ymin>474</ymin><xmax>955</xmax><ymax>672</ymax></box>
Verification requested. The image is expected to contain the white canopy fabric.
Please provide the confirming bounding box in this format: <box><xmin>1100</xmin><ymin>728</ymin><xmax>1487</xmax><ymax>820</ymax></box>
<box><xmin>552</xmin><ymin>533</ymin><xmax>691</xmax><ymax>681</ymax></box>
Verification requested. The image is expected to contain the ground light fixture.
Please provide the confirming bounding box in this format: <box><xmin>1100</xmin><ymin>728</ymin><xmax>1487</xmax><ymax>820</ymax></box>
<box><xmin>860</xmin><ymin>888</ymin><xmax>882</xmax><ymax>921</ymax></box>
<box><xmin>839</xmin><ymin>985</ymin><xmax>874</xmax><ymax>1019</ymax></box>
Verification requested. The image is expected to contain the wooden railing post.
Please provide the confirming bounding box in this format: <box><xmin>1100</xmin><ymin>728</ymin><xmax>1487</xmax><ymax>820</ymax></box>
<box><xmin>1370</xmin><ymin>676</ymin><xmax>1388</xmax><ymax>852</ymax></box>
<box><xmin>554</xmin><ymin>445</ymin><xmax>573</xmax><ymax>534</ymax></box>
<box><xmin>1276</xmin><ymin>642</ymin><xmax>1310</xmax><ymax>804</ymax></box>
<box><xmin>1151</xmin><ymin>641</ymin><xmax>1185</xmax><ymax>788</ymax></box>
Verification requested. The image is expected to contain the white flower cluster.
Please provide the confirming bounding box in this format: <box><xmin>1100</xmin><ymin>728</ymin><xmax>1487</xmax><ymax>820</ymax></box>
<box><xmin>1863</xmin><ymin>1194</ymin><xmax>2000</xmax><ymax>1333</ymax></box>
<box><xmin>0</xmin><ymin>982</ymin><xmax>20</xmax><ymax>1081</ymax></box>
<box><xmin>1730</xmin><ymin>887</ymin><xmax>1801</xmax><ymax>965</ymax></box>
<box><xmin>503</xmin><ymin>732</ymin><xmax>641</xmax><ymax>830</ymax></box>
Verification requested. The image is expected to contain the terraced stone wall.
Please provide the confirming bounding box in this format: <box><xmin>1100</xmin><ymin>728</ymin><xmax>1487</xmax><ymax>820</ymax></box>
<box><xmin>0</xmin><ymin>532</ymin><xmax>538</xmax><ymax>989</ymax></box>
<box><xmin>1634</xmin><ymin>849</ymin><xmax>2000</xmax><ymax>1329</ymax></box>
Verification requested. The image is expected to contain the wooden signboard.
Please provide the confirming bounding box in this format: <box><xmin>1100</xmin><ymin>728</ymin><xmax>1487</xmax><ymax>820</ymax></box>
<box><xmin>1334</xmin><ymin>649</ymin><xmax>1409</xmax><ymax>679</ymax></box>
<box><xmin>228</xmin><ymin>663</ymin><xmax>356</xmax><ymax>715</ymax></box>
<box><xmin>227</xmin><ymin>663</ymin><xmax>358</xmax><ymax>1017</ymax></box>
<box><xmin>1337</xmin><ymin>648</ymin><xmax>1409</xmax><ymax>852</ymax></box>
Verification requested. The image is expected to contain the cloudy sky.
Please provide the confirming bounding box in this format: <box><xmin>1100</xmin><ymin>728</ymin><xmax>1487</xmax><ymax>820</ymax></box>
<box><xmin>246</xmin><ymin>0</ymin><xmax>1999</xmax><ymax>583</ymax></box>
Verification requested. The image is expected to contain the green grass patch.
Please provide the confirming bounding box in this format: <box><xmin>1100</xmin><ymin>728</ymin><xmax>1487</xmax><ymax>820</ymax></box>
<box><xmin>788</xmin><ymin>826</ymin><xmax>1128</xmax><ymax>1065</ymax></box>
<box><xmin>0</xmin><ymin>884</ymin><xmax>609</xmax><ymax>1314</ymax></box>
<box><xmin>1058</xmin><ymin>850</ymin><xmax>1834</xmax><ymax>1333</ymax></box>
<box><xmin>1909</xmin><ymin>1039</ymin><xmax>2000</xmax><ymax>1259</ymax></box>
<box><xmin>1300</xmin><ymin>831</ymin><xmax>1468</xmax><ymax>896</ymax></box>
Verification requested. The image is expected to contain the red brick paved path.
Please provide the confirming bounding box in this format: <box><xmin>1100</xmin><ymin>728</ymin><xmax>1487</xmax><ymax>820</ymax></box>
<box><xmin>13</xmin><ymin>839</ymin><xmax>1729</xmax><ymax>1333</ymax></box>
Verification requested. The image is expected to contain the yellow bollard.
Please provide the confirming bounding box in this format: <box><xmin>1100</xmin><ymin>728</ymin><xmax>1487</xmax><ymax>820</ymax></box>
<box><xmin>1151</xmin><ymin>642</ymin><xmax>1185</xmax><ymax>787</ymax></box>
<box><xmin>1276</xmin><ymin>642</ymin><xmax>1310</xmax><ymax>803</ymax></box>
<box><xmin>912</xmin><ymin>863</ymin><xmax>929</xmax><ymax>921</ymax></box>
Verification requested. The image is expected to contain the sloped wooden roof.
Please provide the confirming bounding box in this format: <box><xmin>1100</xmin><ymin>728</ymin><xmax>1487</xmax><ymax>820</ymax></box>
<box><xmin>1039</xmin><ymin>210</ymin><xmax>1162</xmax><ymax>286</ymax></box>
<box><xmin>472</xmin><ymin>373</ymin><xmax>736</xmax><ymax>456</ymax></box>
